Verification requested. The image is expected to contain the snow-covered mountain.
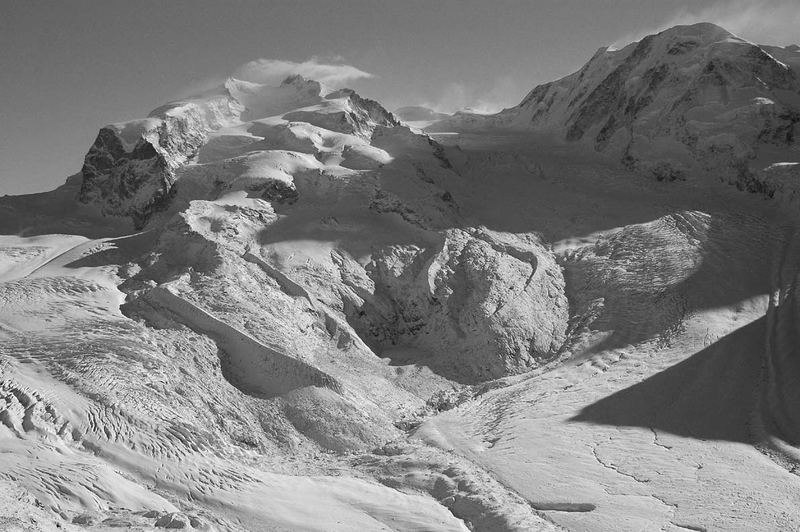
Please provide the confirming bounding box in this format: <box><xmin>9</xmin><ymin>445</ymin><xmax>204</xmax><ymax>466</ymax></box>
<box><xmin>78</xmin><ymin>75</ymin><xmax>399</xmax><ymax>226</ymax></box>
<box><xmin>431</xmin><ymin>23</ymin><xmax>800</xmax><ymax>180</ymax></box>
<box><xmin>74</xmin><ymin>73</ymin><xmax>569</xmax><ymax>382</ymax></box>
<box><xmin>0</xmin><ymin>72</ymin><xmax>571</xmax><ymax>530</ymax></box>
<box><xmin>3</xmin><ymin>22</ymin><xmax>800</xmax><ymax>532</ymax></box>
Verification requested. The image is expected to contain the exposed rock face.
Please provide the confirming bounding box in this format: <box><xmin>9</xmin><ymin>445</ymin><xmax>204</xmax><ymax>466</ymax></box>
<box><xmin>285</xmin><ymin>88</ymin><xmax>400</xmax><ymax>138</ymax></box>
<box><xmin>431</xmin><ymin>23</ymin><xmax>800</xmax><ymax>177</ymax></box>
<box><xmin>154</xmin><ymin>512</ymin><xmax>188</xmax><ymax>529</ymax></box>
<box><xmin>79</xmin><ymin>128</ymin><xmax>172</xmax><ymax>227</ymax></box>
<box><xmin>79</xmin><ymin>93</ymin><xmax>243</xmax><ymax>227</ymax></box>
<box><xmin>734</xmin><ymin>161</ymin><xmax>800</xmax><ymax>204</ymax></box>
<box><xmin>357</xmin><ymin>228</ymin><xmax>569</xmax><ymax>381</ymax></box>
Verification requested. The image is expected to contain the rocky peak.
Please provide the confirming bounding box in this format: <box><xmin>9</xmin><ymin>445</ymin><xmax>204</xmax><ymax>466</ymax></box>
<box><xmin>79</xmin><ymin>93</ymin><xmax>244</xmax><ymax>227</ymax></box>
<box><xmin>343</xmin><ymin>90</ymin><xmax>401</xmax><ymax>133</ymax></box>
<box><xmin>281</xmin><ymin>74</ymin><xmax>321</xmax><ymax>90</ymax></box>
<box><xmin>283</xmin><ymin>87</ymin><xmax>400</xmax><ymax>138</ymax></box>
<box><xmin>279</xmin><ymin>74</ymin><xmax>325</xmax><ymax>99</ymax></box>
<box><xmin>658</xmin><ymin>21</ymin><xmax>733</xmax><ymax>44</ymax></box>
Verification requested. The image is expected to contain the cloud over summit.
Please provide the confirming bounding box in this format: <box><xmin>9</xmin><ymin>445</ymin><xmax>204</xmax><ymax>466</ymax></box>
<box><xmin>612</xmin><ymin>0</ymin><xmax>800</xmax><ymax>48</ymax></box>
<box><xmin>233</xmin><ymin>58</ymin><xmax>372</xmax><ymax>86</ymax></box>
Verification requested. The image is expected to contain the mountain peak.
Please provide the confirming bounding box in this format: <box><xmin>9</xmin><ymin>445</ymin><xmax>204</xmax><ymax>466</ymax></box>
<box><xmin>281</xmin><ymin>73</ymin><xmax>307</xmax><ymax>85</ymax></box>
<box><xmin>279</xmin><ymin>74</ymin><xmax>324</xmax><ymax>93</ymax></box>
<box><xmin>430</xmin><ymin>22</ymin><xmax>799</xmax><ymax>179</ymax></box>
<box><xmin>655</xmin><ymin>21</ymin><xmax>734</xmax><ymax>41</ymax></box>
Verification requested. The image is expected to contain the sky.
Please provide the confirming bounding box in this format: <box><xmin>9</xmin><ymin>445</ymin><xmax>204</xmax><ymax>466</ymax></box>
<box><xmin>1</xmin><ymin>0</ymin><xmax>798</xmax><ymax>195</ymax></box>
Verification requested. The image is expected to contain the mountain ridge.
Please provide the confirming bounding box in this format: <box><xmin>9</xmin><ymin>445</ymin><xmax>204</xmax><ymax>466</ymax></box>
<box><xmin>430</xmin><ymin>22</ymin><xmax>800</xmax><ymax>181</ymax></box>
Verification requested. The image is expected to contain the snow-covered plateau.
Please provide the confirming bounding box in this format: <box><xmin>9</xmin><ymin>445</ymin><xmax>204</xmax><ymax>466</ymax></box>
<box><xmin>1</xmin><ymin>22</ymin><xmax>800</xmax><ymax>531</ymax></box>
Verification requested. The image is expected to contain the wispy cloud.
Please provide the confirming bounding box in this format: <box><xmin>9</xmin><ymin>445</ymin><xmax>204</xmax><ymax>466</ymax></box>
<box><xmin>421</xmin><ymin>76</ymin><xmax>523</xmax><ymax>115</ymax></box>
<box><xmin>177</xmin><ymin>56</ymin><xmax>371</xmax><ymax>99</ymax></box>
<box><xmin>612</xmin><ymin>0</ymin><xmax>800</xmax><ymax>48</ymax></box>
<box><xmin>233</xmin><ymin>57</ymin><xmax>372</xmax><ymax>86</ymax></box>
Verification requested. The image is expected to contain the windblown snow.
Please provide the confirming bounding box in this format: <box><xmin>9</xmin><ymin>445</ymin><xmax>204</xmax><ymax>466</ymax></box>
<box><xmin>1</xmin><ymin>21</ymin><xmax>800</xmax><ymax>532</ymax></box>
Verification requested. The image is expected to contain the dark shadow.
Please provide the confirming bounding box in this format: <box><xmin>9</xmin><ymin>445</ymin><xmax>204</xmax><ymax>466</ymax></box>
<box><xmin>0</xmin><ymin>174</ymin><xmax>133</xmax><ymax>238</ymax></box>
<box><xmin>430</xmin><ymin>132</ymin><xmax>693</xmax><ymax>241</ymax></box>
<box><xmin>333</xmin><ymin>294</ymin><xmax>487</xmax><ymax>385</ymax></box>
<box><xmin>62</xmin><ymin>230</ymin><xmax>160</xmax><ymax>268</ymax></box>
<box><xmin>569</xmin><ymin>210</ymin><xmax>780</xmax><ymax>355</ymax></box>
<box><xmin>570</xmin><ymin>317</ymin><xmax>765</xmax><ymax>442</ymax></box>
<box><xmin>216</xmin><ymin>346</ymin><xmax>273</xmax><ymax>401</ymax></box>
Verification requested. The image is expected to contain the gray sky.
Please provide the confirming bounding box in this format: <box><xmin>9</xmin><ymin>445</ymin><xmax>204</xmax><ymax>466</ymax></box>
<box><xmin>2</xmin><ymin>0</ymin><xmax>798</xmax><ymax>195</ymax></box>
